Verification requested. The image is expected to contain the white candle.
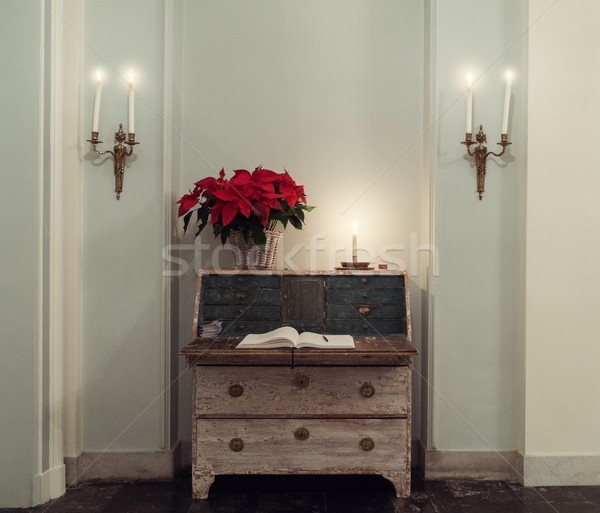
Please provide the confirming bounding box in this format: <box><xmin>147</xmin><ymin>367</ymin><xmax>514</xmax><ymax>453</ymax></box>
<box><xmin>352</xmin><ymin>220</ymin><xmax>358</xmax><ymax>262</ymax></box>
<box><xmin>128</xmin><ymin>74</ymin><xmax>135</xmax><ymax>134</ymax></box>
<box><xmin>466</xmin><ymin>74</ymin><xmax>473</xmax><ymax>134</ymax></box>
<box><xmin>92</xmin><ymin>73</ymin><xmax>102</xmax><ymax>132</ymax></box>
<box><xmin>502</xmin><ymin>72</ymin><xmax>512</xmax><ymax>134</ymax></box>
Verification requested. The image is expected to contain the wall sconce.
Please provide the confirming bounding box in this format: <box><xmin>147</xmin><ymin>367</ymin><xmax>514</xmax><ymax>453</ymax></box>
<box><xmin>87</xmin><ymin>72</ymin><xmax>139</xmax><ymax>200</ymax></box>
<box><xmin>87</xmin><ymin>125</ymin><xmax>139</xmax><ymax>200</ymax></box>
<box><xmin>461</xmin><ymin>126</ymin><xmax>511</xmax><ymax>200</ymax></box>
<box><xmin>461</xmin><ymin>72</ymin><xmax>513</xmax><ymax>200</ymax></box>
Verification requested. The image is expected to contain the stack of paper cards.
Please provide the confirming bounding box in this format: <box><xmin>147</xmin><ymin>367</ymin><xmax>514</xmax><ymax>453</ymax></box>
<box><xmin>199</xmin><ymin>320</ymin><xmax>222</xmax><ymax>338</ymax></box>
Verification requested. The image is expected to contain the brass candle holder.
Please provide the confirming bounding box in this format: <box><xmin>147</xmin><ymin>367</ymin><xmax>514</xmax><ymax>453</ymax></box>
<box><xmin>461</xmin><ymin>125</ymin><xmax>511</xmax><ymax>200</ymax></box>
<box><xmin>87</xmin><ymin>123</ymin><xmax>139</xmax><ymax>200</ymax></box>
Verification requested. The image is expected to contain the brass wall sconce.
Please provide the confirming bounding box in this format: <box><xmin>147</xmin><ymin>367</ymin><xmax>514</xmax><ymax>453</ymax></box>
<box><xmin>88</xmin><ymin>71</ymin><xmax>138</xmax><ymax>199</ymax></box>
<box><xmin>87</xmin><ymin>124</ymin><xmax>139</xmax><ymax>200</ymax></box>
<box><xmin>461</xmin><ymin>126</ymin><xmax>511</xmax><ymax>200</ymax></box>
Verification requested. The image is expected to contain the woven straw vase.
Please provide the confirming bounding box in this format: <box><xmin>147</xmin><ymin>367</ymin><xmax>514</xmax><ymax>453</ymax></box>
<box><xmin>229</xmin><ymin>230</ymin><xmax>282</xmax><ymax>270</ymax></box>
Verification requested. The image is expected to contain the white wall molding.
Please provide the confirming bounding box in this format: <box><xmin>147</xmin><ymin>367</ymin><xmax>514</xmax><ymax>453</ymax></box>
<box><xmin>48</xmin><ymin>2</ymin><xmax>65</xmax><ymax>499</ymax></box>
<box><xmin>422</xmin><ymin>447</ymin><xmax>523</xmax><ymax>482</ymax></box>
<box><xmin>523</xmin><ymin>454</ymin><xmax>600</xmax><ymax>487</ymax></box>
<box><xmin>60</xmin><ymin>0</ymin><xmax>84</xmax><ymax>460</ymax></box>
<box><xmin>65</xmin><ymin>450</ymin><xmax>178</xmax><ymax>485</ymax></box>
<box><xmin>31</xmin><ymin>465</ymin><xmax>66</xmax><ymax>505</ymax></box>
<box><xmin>422</xmin><ymin>0</ymin><xmax>439</xmax><ymax>451</ymax></box>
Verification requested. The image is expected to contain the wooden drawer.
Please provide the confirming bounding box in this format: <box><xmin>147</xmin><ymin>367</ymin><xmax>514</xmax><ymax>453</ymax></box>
<box><xmin>325</xmin><ymin>275</ymin><xmax>403</xmax><ymax>290</ymax></box>
<box><xmin>326</xmin><ymin>288</ymin><xmax>405</xmax><ymax>305</ymax></box>
<box><xmin>195</xmin><ymin>418</ymin><xmax>407</xmax><ymax>473</ymax></box>
<box><xmin>202</xmin><ymin>287</ymin><xmax>280</xmax><ymax>306</ymax></box>
<box><xmin>326</xmin><ymin>319</ymin><xmax>406</xmax><ymax>336</ymax></box>
<box><xmin>203</xmin><ymin>274</ymin><xmax>281</xmax><ymax>289</ymax></box>
<box><xmin>194</xmin><ymin>366</ymin><xmax>410</xmax><ymax>417</ymax></box>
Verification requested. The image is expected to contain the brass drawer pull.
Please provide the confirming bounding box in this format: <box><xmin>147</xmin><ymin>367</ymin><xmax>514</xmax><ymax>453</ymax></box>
<box><xmin>359</xmin><ymin>382</ymin><xmax>375</xmax><ymax>398</ymax></box>
<box><xmin>229</xmin><ymin>438</ymin><xmax>244</xmax><ymax>452</ymax></box>
<box><xmin>293</xmin><ymin>374</ymin><xmax>310</xmax><ymax>389</ymax></box>
<box><xmin>358</xmin><ymin>306</ymin><xmax>371</xmax><ymax>315</ymax></box>
<box><xmin>294</xmin><ymin>427</ymin><xmax>310</xmax><ymax>441</ymax></box>
<box><xmin>360</xmin><ymin>437</ymin><xmax>375</xmax><ymax>451</ymax></box>
<box><xmin>228</xmin><ymin>384</ymin><xmax>244</xmax><ymax>397</ymax></box>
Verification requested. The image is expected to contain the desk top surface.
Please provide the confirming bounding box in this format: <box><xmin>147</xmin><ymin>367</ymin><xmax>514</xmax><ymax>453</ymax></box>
<box><xmin>181</xmin><ymin>335</ymin><xmax>417</xmax><ymax>366</ymax></box>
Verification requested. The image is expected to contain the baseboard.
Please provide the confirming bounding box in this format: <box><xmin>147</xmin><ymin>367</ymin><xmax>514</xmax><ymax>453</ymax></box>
<box><xmin>179</xmin><ymin>438</ymin><xmax>192</xmax><ymax>469</ymax></box>
<box><xmin>421</xmin><ymin>445</ymin><xmax>522</xmax><ymax>482</ymax></box>
<box><xmin>522</xmin><ymin>454</ymin><xmax>600</xmax><ymax>486</ymax></box>
<box><xmin>31</xmin><ymin>464</ymin><xmax>65</xmax><ymax>505</ymax></box>
<box><xmin>65</xmin><ymin>450</ymin><xmax>176</xmax><ymax>486</ymax></box>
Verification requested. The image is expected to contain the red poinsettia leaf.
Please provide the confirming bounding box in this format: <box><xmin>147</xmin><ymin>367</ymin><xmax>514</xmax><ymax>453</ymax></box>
<box><xmin>213</xmin><ymin>187</ymin><xmax>239</xmax><ymax>202</ymax></box>
<box><xmin>238</xmin><ymin>197</ymin><xmax>252</xmax><ymax>218</ymax></box>
<box><xmin>210</xmin><ymin>202</ymin><xmax>224</xmax><ymax>224</ymax></box>
<box><xmin>176</xmin><ymin>191</ymin><xmax>200</xmax><ymax>217</ymax></box>
<box><xmin>221</xmin><ymin>201</ymin><xmax>239</xmax><ymax>227</ymax></box>
<box><xmin>252</xmin><ymin>166</ymin><xmax>279</xmax><ymax>183</ymax></box>
<box><xmin>231</xmin><ymin>169</ymin><xmax>253</xmax><ymax>185</ymax></box>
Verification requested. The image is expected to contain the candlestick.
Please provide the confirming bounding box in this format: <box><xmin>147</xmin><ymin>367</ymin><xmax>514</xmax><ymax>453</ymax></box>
<box><xmin>128</xmin><ymin>74</ymin><xmax>135</xmax><ymax>135</ymax></box>
<box><xmin>466</xmin><ymin>74</ymin><xmax>473</xmax><ymax>134</ymax></box>
<box><xmin>352</xmin><ymin>220</ymin><xmax>358</xmax><ymax>263</ymax></box>
<box><xmin>501</xmin><ymin>72</ymin><xmax>512</xmax><ymax>134</ymax></box>
<box><xmin>92</xmin><ymin>74</ymin><xmax>102</xmax><ymax>133</ymax></box>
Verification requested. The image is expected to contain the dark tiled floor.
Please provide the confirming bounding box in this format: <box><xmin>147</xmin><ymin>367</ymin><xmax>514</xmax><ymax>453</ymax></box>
<box><xmin>3</xmin><ymin>473</ymin><xmax>600</xmax><ymax>513</ymax></box>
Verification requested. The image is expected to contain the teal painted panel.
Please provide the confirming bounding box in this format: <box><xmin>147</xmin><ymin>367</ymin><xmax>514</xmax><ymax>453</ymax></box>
<box><xmin>203</xmin><ymin>274</ymin><xmax>281</xmax><ymax>289</ymax></box>
<box><xmin>202</xmin><ymin>287</ymin><xmax>280</xmax><ymax>306</ymax></box>
<box><xmin>327</xmin><ymin>288</ymin><xmax>405</xmax><ymax>306</ymax></box>
<box><xmin>326</xmin><ymin>304</ymin><xmax>402</xmax><ymax>320</ymax></box>
<box><xmin>325</xmin><ymin>275</ymin><xmax>404</xmax><ymax>290</ymax></box>
<box><xmin>326</xmin><ymin>319</ymin><xmax>406</xmax><ymax>336</ymax></box>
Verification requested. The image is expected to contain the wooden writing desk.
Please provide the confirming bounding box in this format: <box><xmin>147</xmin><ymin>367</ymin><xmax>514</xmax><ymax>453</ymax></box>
<box><xmin>181</xmin><ymin>270</ymin><xmax>417</xmax><ymax>499</ymax></box>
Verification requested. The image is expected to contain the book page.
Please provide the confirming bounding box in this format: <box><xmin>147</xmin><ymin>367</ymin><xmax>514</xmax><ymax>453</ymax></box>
<box><xmin>236</xmin><ymin>326</ymin><xmax>299</xmax><ymax>348</ymax></box>
<box><xmin>296</xmin><ymin>332</ymin><xmax>355</xmax><ymax>349</ymax></box>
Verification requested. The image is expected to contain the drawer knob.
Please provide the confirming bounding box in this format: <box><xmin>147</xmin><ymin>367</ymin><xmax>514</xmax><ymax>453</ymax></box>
<box><xmin>361</xmin><ymin>278</ymin><xmax>368</xmax><ymax>284</ymax></box>
<box><xmin>358</xmin><ymin>306</ymin><xmax>371</xmax><ymax>315</ymax></box>
<box><xmin>360</xmin><ymin>437</ymin><xmax>375</xmax><ymax>451</ymax></box>
<box><xmin>235</xmin><ymin>292</ymin><xmax>247</xmax><ymax>300</ymax></box>
<box><xmin>293</xmin><ymin>374</ymin><xmax>310</xmax><ymax>389</ymax></box>
<box><xmin>228</xmin><ymin>384</ymin><xmax>244</xmax><ymax>397</ymax></box>
<box><xmin>294</xmin><ymin>427</ymin><xmax>310</xmax><ymax>441</ymax></box>
<box><xmin>229</xmin><ymin>438</ymin><xmax>244</xmax><ymax>452</ymax></box>
<box><xmin>359</xmin><ymin>382</ymin><xmax>375</xmax><ymax>398</ymax></box>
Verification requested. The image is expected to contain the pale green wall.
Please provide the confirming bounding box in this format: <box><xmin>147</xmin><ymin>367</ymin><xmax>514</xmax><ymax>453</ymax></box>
<box><xmin>0</xmin><ymin>0</ymin><xmax>44</xmax><ymax>507</ymax></box>
<box><xmin>432</xmin><ymin>0</ymin><xmax>526</xmax><ymax>451</ymax></box>
<box><xmin>526</xmin><ymin>0</ymin><xmax>600</xmax><ymax>460</ymax></box>
<box><xmin>177</xmin><ymin>0</ymin><xmax>425</xmax><ymax>441</ymax></box>
<box><xmin>10</xmin><ymin>1</ymin><xmax>600</xmax><ymax>506</ymax></box>
<box><xmin>82</xmin><ymin>0</ymin><xmax>167</xmax><ymax>451</ymax></box>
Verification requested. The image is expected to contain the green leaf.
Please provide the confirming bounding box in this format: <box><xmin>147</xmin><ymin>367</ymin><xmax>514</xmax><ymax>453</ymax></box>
<box><xmin>183</xmin><ymin>211</ymin><xmax>193</xmax><ymax>233</ymax></box>
<box><xmin>289</xmin><ymin>216</ymin><xmax>303</xmax><ymax>230</ymax></box>
<box><xmin>252</xmin><ymin>230</ymin><xmax>267</xmax><ymax>246</ymax></box>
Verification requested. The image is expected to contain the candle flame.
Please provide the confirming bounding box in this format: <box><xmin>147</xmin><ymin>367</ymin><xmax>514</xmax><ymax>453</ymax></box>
<box><xmin>95</xmin><ymin>70</ymin><xmax>102</xmax><ymax>82</ymax></box>
<box><xmin>466</xmin><ymin>73</ymin><xmax>474</xmax><ymax>87</ymax></box>
<box><xmin>352</xmin><ymin>220</ymin><xmax>358</xmax><ymax>236</ymax></box>
<box><xmin>505</xmin><ymin>70</ymin><xmax>514</xmax><ymax>81</ymax></box>
<box><xmin>128</xmin><ymin>72</ymin><xmax>134</xmax><ymax>85</ymax></box>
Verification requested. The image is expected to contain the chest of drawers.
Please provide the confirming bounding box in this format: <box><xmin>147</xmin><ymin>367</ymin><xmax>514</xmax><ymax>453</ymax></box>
<box><xmin>181</xmin><ymin>270</ymin><xmax>417</xmax><ymax>499</ymax></box>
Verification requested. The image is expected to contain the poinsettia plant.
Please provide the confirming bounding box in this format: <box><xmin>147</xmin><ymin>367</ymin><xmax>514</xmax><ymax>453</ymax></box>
<box><xmin>177</xmin><ymin>166</ymin><xmax>315</xmax><ymax>245</ymax></box>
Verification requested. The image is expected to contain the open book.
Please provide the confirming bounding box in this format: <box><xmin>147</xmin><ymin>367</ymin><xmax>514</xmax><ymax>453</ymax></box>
<box><xmin>236</xmin><ymin>326</ymin><xmax>355</xmax><ymax>349</ymax></box>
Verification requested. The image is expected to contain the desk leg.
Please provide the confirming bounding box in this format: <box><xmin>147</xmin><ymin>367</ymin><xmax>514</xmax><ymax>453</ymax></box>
<box><xmin>382</xmin><ymin>471</ymin><xmax>409</xmax><ymax>498</ymax></box>
<box><xmin>192</xmin><ymin>471</ymin><xmax>215</xmax><ymax>499</ymax></box>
